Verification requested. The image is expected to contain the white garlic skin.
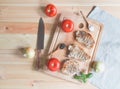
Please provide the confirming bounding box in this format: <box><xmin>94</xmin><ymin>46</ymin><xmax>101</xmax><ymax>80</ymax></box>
<box><xmin>23</xmin><ymin>47</ymin><xmax>35</xmax><ymax>58</ymax></box>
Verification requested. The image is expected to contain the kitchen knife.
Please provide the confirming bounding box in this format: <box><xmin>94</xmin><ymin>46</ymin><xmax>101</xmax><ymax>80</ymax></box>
<box><xmin>36</xmin><ymin>17</ymin><xmax>45</xmax><ymax>69</ymax></box>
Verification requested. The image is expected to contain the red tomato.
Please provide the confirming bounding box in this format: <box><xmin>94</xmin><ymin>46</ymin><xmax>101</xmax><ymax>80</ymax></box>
<box><xmin>45</xmin><ymin>4</ymin><xmax>57</xmax><ymax>17</ymax></box>
<box><xmin>47</xmin><ymin>58</ymin><xmax>60</xmax><ymax>71</ymax></box>
<box><xmin>61</xmin><ymin>19</ymin><xmax>74</xmax><ymax>32</ymax></box>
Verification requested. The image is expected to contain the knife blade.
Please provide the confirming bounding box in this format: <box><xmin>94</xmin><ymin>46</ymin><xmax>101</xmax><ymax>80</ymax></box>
<box><xmin>37</xmin><ymin>18</ymin><xmax>44</xmax><ymax>50</ymax></box>
<box><xmin>36</xmin><ymin>17</ymin><xmax>45</xmax><ymax>69</ymax></box>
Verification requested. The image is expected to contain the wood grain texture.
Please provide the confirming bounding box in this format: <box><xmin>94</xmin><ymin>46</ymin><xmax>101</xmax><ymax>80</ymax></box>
<box><xmin>0</xmin><ymin>34</ymin><xmax>52</xmax><ymax>50</ymax></box>
<box><xmin>0</xmin><ymin>22</ymin><xmax>53</xmax><ymax>34</ymax></box>
<box><xmin>0</xmin><ymin>0</ymin><xmax>120</xmax><ymax>89</ymax></box>
<box><xmin>0</xmin><ymin>6</ymin><xmax>120</xmax><ymax>23</ymax></box>
<box><xmin>0</xmin><ymin>51</ymin><xmax>97</xmax><ymax>89</ymax></box>
<box><xmin>0</xmin><ymin>0</ymin><xmax>120</xmax><ymax>6</ymax></box>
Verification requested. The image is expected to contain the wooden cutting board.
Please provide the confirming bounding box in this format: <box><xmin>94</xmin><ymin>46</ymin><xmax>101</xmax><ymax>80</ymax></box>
<box><xmin>42</xmin><ymin>12</ymin><xmax>103</xmax><ymax>84</ymax></box>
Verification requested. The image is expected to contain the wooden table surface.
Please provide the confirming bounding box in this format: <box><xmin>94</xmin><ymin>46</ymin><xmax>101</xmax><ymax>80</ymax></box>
<box><xmin>0</xmin><ymin>0</ymin><xmax>120</xmax><ymax>89</ymax></box>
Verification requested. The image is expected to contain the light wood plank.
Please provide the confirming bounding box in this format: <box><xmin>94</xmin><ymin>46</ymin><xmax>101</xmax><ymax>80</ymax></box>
<box><xmin>0</xmin><ymin>64</ymin><xmax>66</xmax><ymax>81</ymax></box>
<box><xmin>0</xmin><ymin>54</ymin><xmax>33</xmax><ymax>64</ymax></box>
<box><xmin>0</xmin><ymin>34</ymin><xmax>37</xmax><ymax>49</ymax></box>
<box><xmin>0</xmin><ymin>34</ymin><xmax>51</xmax><ymax>49</ymax></box>
<box><xmin>0</xmin><ymin>22</ymin><xmax>53</xmax><ymax>34</ymax></box>
<box><xmin>0</xmin><ymin>6</ymin><xmax>91</xmax><ymax>22</ymax></box>
<box><xmin>0</xmin><ymin>22</ymin><xmax>38</xmax><ymax>34</ymax></box>
<box><xmin>0</xmin><ymin>80</ymin><xmax>97</xmax><ymax>89</ymax></box>
<box><xmin>0</xmin><ymin>6</ymin><xmax>120</xmax><ymax>23</ymax></box>
<box><xmin>0</xmin><ymin>0</ymin><xmax>120</xmax><ymax>6</ymax></box>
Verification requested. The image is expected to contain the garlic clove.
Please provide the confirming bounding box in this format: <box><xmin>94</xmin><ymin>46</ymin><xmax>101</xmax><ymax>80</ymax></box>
<box><xmin>89</xmin><ymin>25</ymin><xmax>95</xmax><ymax>32</ymax></box>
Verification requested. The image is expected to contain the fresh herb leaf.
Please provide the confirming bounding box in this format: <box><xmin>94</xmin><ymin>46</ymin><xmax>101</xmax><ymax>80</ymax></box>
<box><xmin>86</xmin><ymin>73</ymin><xmax>93</xmax><ymax>78</ymax></box>
<box><xmin>83</xmin><ymin>78</ymin><xmax>87</xmax><ymax>83</ymax></box>
<box><xmin>74</xmin><ymin>75</ymin><xmax>82</xmax><ymax>80</ymax></box>
<box><xmin>74</xmin><ymin>73</ymin><xmax>93</xmax><ymax>83</ymax></box>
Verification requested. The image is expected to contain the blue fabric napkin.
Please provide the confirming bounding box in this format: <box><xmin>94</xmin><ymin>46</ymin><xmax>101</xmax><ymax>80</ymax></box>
<box><xmin>88</xmin><ymin>7</ymin><xmax>120</xmax><ymax>89</ymax></box>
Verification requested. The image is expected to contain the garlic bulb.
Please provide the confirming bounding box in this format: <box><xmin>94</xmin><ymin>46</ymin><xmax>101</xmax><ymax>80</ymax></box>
<box><xmin>89</xmin><ymin>25</ymin><xmax>95</xmax><ymax>32</ymax></box>
<box><xmin>92</xmin><ymin>61</ymin><xmax>105</xmax><ymax>72</ymax></box>
<box><xmin>22</xmin><ymin>47</ymin><xmax>35</xmax><ymax>58</ymax></box>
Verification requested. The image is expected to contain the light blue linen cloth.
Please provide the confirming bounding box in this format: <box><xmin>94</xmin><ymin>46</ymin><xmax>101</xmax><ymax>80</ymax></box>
<box><xmin>88</xmin><ymin>7</ymin><xmax>120</xmax><ymax>89</ymax></box>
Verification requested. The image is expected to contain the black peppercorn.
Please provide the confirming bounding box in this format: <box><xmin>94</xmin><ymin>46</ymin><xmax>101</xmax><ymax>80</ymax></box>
<box><xmin>59</xmin><ymin>43</ymin><xmax>66</xmax><ymax>49</ymax></box>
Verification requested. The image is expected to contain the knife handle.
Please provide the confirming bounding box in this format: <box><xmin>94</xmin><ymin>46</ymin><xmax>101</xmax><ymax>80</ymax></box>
<box><xmin>35</xmin><ymin>50</ymin><xmax>44</xmax><ymax>70</ymax></box>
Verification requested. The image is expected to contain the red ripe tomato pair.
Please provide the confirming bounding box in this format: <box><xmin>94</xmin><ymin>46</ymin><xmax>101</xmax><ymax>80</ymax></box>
<box><xmin>45</xmin><ymin>4</ymin><xmax>74</xmax><ymax>33</ymax></box>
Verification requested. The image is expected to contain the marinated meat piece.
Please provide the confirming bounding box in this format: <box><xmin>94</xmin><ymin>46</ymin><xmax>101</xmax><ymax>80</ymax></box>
<box><xmin>68</xmin><ymin>45</ymin><xmax>90</xmax><ymax>61</ymax></box>
<box><xmin>61</xmin><ymin>59</ymin><xmax>80</xmax><ymax>75</ymax></box>
<box><xmin>75</xmin><ymin>31</ymin><xmax>95</xmax><ymax>48</ymax></box>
